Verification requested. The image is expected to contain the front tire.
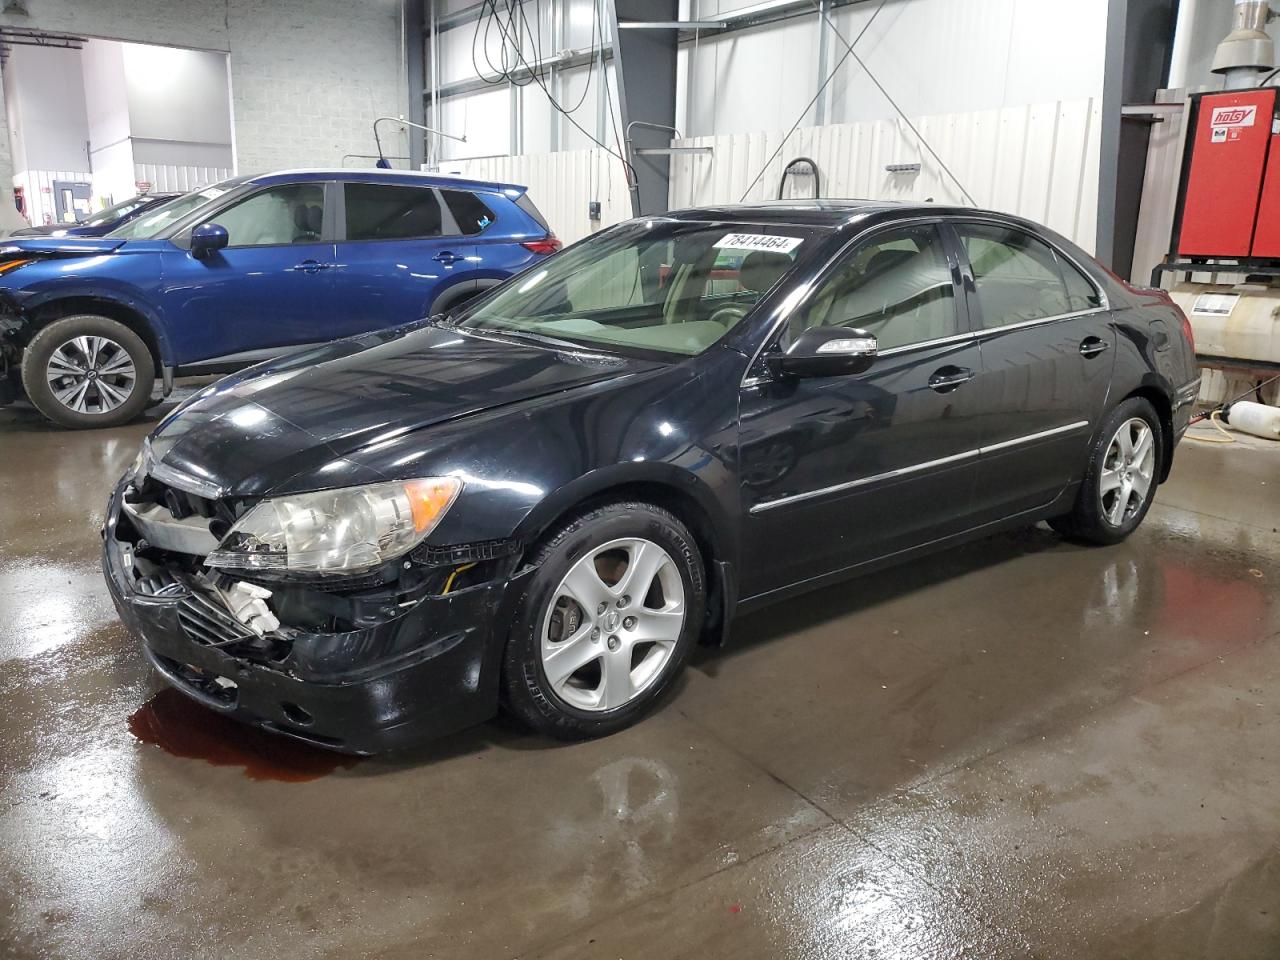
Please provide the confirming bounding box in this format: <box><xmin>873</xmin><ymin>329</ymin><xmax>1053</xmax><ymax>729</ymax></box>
<box><xmin>1050</xmin><ymin>397</ymin><xmax>1162</xmax><ymax>545</ymax></box>
<box><xmin>21</xmin><ymin>315</ymin><xmax>154</xmax><ymax>428</ymax></box>
<box><xmin>501</xmin><ymin>501</ymin><xmax>706</xmax><ymax>739</ymax></box>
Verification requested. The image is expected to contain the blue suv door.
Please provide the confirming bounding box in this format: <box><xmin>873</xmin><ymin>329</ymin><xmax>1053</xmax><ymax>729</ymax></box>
<box><xmin>158</xmin><ymin>181</ymin><xmax>338</xmax><ymax>366</ymax></box>
<box><xmin>328</xmin><ymin>181</ymin><xmax>476</xmax><ymax>333</ymax></box>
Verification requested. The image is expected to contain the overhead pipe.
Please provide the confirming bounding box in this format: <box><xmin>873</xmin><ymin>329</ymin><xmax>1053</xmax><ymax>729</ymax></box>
<box><xmin>1213</xmin><ymin>0</ymin><xmax>1276</xmax><ymax>89</ymax></box>
<box><xmin>372</xmin><ymin>117</ymin><xmax>466</xmax><ymax>170</ymax></box>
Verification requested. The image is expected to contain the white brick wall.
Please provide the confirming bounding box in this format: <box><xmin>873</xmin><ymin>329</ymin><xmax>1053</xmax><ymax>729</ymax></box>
<box><xmin>0</xmin><ymin>0</ymin><xmax>406</xmax><ymax>181</ymax></box>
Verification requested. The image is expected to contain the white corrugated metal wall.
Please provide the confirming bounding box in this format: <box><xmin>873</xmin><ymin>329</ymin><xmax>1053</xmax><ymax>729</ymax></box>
<box><xmin>450</xmin><ymin>98</ymin><xmax>1102</xmax><ymax>253</ymax></box>
<box><xmin>133</xmin><ymin>163</ymin><xmax>236</xmax><ymax>194</ymax></box>
<box><xmin>14</xmin><ymin>169</ymin><xmax>93</xmax><ymax>227</ymax></box>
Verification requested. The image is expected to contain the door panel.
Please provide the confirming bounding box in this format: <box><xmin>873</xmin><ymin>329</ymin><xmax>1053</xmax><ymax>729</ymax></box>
<box><xmin>739</xmin><ymin>339</ymin><xmax>984</xmax><ymax>596</ymax></box>
<box><xmin>329</xmin><ymin>182</ymin><xmax>474</xmax><ymax>336</ymax></box>
<box><xmin>737</xmin><ymin>221</ymin><xmax>984</xmax><ymax>599</ymax></box>
<box><xmin>157</xmin><ymin>182</ymin><xmax>336</xmax><ymax>364</ymax></box>
<box><xmin>952</xmin><ymin>222</ymin><xmax>1116</xmax><ymax>520</ymax></box>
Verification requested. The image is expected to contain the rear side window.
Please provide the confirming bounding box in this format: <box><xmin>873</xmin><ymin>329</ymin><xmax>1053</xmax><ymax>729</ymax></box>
<box><xmin>515</xmin><ymin>193</ymin><xmax>550</xmax><ymax>232</ymax></box>
<box><xmin>958</xmin><ymin>224</ymin><xmax>1101</xmax><ymax>328</ymax></box>
<box><xmin>442</xmin><ymin>190</ymin><xmax>494</xmax><ymax>235</ymax></box>
<box><xmin>344</xmin><ymin>183</ymin><xmax>443</xmax><ymax>241</ymax></box>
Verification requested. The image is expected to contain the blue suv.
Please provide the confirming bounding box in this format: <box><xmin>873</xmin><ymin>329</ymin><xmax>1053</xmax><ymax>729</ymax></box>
<box><xmin>0</xmin><ymin>170</ymin><xmax>559</xmax><ymax>427</ymax></box>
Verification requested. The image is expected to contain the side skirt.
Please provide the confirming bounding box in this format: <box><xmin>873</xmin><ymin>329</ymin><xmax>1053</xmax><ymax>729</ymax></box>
<box><xmin>732</xmin><ymin>483</ymin><xmax>1081</xmax><ymax>621</ymax></box>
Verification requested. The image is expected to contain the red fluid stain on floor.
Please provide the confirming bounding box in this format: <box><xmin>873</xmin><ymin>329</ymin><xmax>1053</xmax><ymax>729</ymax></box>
<box><xmin>127</xmin><ymin>688</ymin><xmax>360</xmax><ymax>782</ymax></box>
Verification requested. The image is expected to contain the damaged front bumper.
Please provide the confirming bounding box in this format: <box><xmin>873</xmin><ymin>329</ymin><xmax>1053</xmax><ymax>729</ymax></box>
<box><xmin>102</xmin><ymin>479</ymin><xmax>532</xmax><ymax>754</ymax></box>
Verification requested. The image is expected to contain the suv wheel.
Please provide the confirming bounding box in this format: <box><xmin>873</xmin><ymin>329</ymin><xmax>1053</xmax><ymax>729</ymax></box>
<box><xmin>20</xmin><ymin>315</ymin><xmax>155</xmax><ymax>429</ymax></box>
<box><xmin>502</xmin><ymin>501</ymin><xmax>706</xmax><ymax>739</ymax></box>
<box><xmin>1050</xmin><ymin>396</ymin><xmax>1162</xmax><ymax>545</ymax></box>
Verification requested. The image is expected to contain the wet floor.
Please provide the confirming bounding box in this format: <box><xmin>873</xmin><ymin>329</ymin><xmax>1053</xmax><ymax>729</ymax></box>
<box><xmin>1</xmin><ymin>399</ymin><xmax>1278</xmax><ymax>959</ymax></box>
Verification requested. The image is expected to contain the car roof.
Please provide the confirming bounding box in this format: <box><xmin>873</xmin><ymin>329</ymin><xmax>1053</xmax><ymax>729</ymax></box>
<box><xmin>659</xmin><ymin>199</ymin><xmax>1041</xmax><ymax>232</ymax></box>
<box><xmin>244</xmin><ymin>167</ymin><xmax>528</xmax><ymax>196</ymax></box>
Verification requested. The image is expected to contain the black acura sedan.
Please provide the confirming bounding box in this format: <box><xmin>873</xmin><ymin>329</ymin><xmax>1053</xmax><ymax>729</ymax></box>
<box><xmin>102</xmin><ymin>201</ymin><xmax>1200</xmax><ymax>753</ymax></box>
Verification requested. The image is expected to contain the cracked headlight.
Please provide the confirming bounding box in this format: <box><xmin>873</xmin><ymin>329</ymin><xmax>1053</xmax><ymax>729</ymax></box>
<box><xmin>206</xmin><ymin>477</ymin><xmax>461</xmax><ymax>574</ymax></box>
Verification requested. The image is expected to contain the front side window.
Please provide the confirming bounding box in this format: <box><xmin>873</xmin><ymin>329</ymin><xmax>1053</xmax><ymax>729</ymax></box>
<box><xmin>345</xmin><ymin>183</ymin><xmax>444</xmax><ymax>241</ymax></box>
<box><xmin>789</xmin><ymin>223</ymin><xmax>958</xmax><ymax>351</ymax></box>
<box><xmin>215</xmin><ymin>183</ymin><xmax>326</xmax><ymax>247</ymax></box>
<box><xmin>456</xmin><ymin>220</ymin><xmax>826</xmax><ymax>357</ymax></box>
<box><xmin>958</xmin><ymin>224</ymin><xmax>1101</xmax><ymax>328</ymax></box>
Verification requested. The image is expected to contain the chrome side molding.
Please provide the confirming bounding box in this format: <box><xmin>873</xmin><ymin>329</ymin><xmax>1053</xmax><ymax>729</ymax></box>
<box><xmin>749</xmin><ymin>420</ymin><xmax>1091</xmax><ymax>514</ymax></box>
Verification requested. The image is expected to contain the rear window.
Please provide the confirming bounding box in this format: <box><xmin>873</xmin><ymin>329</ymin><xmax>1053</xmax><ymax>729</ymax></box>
<box><xmin>345</xmin><ymin>183</ymin><xmax>443</xmax><ymax>241</ymax></box>
<box><xmin>516</xmin><ymin>193</ymin><xmax>550</xmax><ymax>232</ymax></box>
<box><xmin>442</xmin><ymin>190</ymin><xmax>495</xmax><ymax>235</ymax></box>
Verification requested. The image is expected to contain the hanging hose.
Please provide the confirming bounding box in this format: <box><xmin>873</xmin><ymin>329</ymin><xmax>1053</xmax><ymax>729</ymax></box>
<box><xmin>778</xmin><ymin>157</ymin><xmax>821</xmax><ymax>200</ymax></box>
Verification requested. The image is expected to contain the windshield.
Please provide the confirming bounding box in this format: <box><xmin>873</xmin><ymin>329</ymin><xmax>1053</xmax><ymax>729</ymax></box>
<box><xmin>456</xmin><ymin>220</ymin><xmax>826</xmax><ymax>356</ymax></box>
<box><xmin>83</xmin><ymin>195</ymin><xmax>151</xmax><ymax>228</ymax></box>
<box><xmin>107</xmin><ymin>183</ymin><xmax>237</xmax><ymax>240</ymax></box>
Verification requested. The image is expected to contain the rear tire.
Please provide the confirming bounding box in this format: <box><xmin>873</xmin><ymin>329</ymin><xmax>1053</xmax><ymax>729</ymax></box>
<box><xmin>20</xmin><ymin>315</ymin><xmax>154</xmax><ymax>429</ymax></box>
<box><xmin>1050</xmin><ymin>396</ymin><xmax>1162</xmax><ymax>545</ymax></box>
<box><xmin>501</xmin><ymin>501</ymin><xmax>706</xmax><ymax>740</ymax></box>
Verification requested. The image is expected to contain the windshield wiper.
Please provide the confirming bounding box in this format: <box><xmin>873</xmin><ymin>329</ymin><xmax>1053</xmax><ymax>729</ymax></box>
<box><xmin>466</xmin><ymin>325</ymin><xmax>608</xmax><ymax>354</ymax></box>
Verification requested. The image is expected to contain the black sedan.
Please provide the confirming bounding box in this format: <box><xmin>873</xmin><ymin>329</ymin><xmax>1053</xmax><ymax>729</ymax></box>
<box><xmin>102</xmin><ymin>201</ymin><xmax>1201</xmax><ymax>753</ymax></box>
<box><xmin>11</xmin><ymin>192</ymin><xmax>181</xmax><ymax>238</ymax></box>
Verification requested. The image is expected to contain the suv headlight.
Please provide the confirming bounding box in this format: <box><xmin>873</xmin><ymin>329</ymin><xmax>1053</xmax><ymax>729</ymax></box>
<box><xmin>206</xmin><ymin>477</ymin><xmax>461</xmax><ymax>574</ymax></box>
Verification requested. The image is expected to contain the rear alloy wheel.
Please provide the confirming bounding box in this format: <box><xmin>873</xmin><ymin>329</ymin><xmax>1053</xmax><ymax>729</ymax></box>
<box><xmin>21</xmin><ymin>315</ymin><xmax>154</xmax><ymax>428</ymax></box>
<box><xmin>1050</xmin><ymin>396</ymin><xmax>1162</xmax><ymax>545</ymax></box>
<box><xmin>503</xmin><ymin>502</ymin><xmax>705</xmax><ymax>739</ymax></box>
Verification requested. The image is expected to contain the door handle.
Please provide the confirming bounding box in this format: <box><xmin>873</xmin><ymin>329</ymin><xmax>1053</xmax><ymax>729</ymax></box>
<box><xmin>433</xmin><ymin>251</ymin><xmax>461</xmax><ymax>265</ymax></box>
<box><xmin>292</xmin><ymin>259</ymin><xmax>329</xmax><ymax>274</ymax></box>
<box><xmin>928</xmin><ymin>366</ymin><xmax>974</xmax><ymax>393</ymax></box>
<box><xmin>1079</xmin><ymin>337</ymin><xmax>1110</xmax><ymax>358</ymax></box>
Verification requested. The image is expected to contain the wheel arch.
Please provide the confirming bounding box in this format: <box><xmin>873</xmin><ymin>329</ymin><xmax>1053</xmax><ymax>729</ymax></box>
<box><xmin>24</xmin><ymin>295</ymin><xmax>168</xmax><ymax>374</ymax></box>
<box><xmin>426</xmin><ymin>276</ymin><xmax>503</xmax><ymax>318</ymax></box>
<box><xmin>1118</xmin><ymin>379</ymin><xmax>1175</xmax><ymax>482</ymax></box>
<box><xmin>512</xmin><ymin>464</ymin><xmax>739</xmax><ymax>645</ymax></box>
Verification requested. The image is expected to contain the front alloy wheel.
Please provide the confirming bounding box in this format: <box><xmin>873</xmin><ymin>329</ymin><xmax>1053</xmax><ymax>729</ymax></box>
<box><xmin>503</xmin><ymin>501</ymin><xmax>706</xmax><ymax>739</ymax></box>
<box><xmin>541</xmin><ymin>538</ymin><xmax>686</xmax><ymax>712</ymax></box>
<box><xmin>1099</xmin><ymin>417</ymin><xmax>1155</xmax><ymax>527</ymax></box>
<box><xmin>45</xmin><ymin>335</ymin><xmax>138</xmax><ymax>416</ymax></box>
<box><xmin>21</xmin><ymin>314</ymin><xmax>154</xmax><ymax>428</ymax></box>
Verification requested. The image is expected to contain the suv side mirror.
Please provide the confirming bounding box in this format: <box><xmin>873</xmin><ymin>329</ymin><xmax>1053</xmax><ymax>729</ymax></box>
<box><xmin>768</xmin><ymin>326</ymin><xmax>877</xmax><ymax>378</ymax></box>
<box><xmin>190</xmin><ymin>222</ymin><xmax>229</xmax><ymax>260</ymax></box>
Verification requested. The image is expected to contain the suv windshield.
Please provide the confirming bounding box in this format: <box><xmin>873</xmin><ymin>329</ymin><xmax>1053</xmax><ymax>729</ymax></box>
<box><xmin>108</xmin><ymin>182</ymin><xmax>240</xmax><ymax>240</ymax></box>
<box><xmin>457</xmin><ymin>220</ymin><xmax>826</xmax><ymax>356</ymax></box>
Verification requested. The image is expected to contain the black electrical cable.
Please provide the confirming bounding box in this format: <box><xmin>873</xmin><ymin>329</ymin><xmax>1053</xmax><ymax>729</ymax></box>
<box><xmin>1257</xmin><ymin>66</ymin><xmax>1280</xmax><ymax>87</ymax></box>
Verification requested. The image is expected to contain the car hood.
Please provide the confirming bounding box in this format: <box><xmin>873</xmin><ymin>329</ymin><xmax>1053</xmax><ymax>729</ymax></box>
<box><xmin>147</xmin><ymin>324</ymin><xmax>663</xmax><ymax>497</ymax></box>
<box><xmin>1</xmin><ymin>236</ymin><xmax>125</xmax><ymax>257</ymax></box>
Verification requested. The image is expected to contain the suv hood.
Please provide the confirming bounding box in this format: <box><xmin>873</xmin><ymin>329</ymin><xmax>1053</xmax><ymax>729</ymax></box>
<box><xmin>147</xmin><ymin>324</ymin><xmax>662</xmax><ymax>498</ymax></box>
<box><xmin>1</xmin><ymin>237</ymin><xmax>126</xmax><ymax>258</ymax></box>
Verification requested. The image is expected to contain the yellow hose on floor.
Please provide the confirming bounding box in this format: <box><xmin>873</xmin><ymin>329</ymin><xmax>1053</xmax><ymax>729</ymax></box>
<box><xmin>1184</xmin><ymin>410</ymin><xmax>1235</xmax><ymax>444</ymax></box>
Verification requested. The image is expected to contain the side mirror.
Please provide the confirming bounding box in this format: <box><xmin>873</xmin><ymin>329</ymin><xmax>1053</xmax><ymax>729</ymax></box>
<box><xmin>768</xmin><ymin>326</ymin><xmax>877</xmax><ymax>379</ymax></box>
<box><xmin>190</xmin><ymin>222</ymin><xmax>229</xmax><ymax>260</ymax></box>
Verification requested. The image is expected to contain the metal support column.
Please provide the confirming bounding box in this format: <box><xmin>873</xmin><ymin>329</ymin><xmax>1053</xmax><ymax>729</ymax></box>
<box><xmin>608</xmin><ymin>0</ymin><xmax>680</xmax><ymax>217</ymax></box>
<box><xmin>405</xmin><ymin>0</ymin><xmax>426</xmax><ymax>169</ymax></box>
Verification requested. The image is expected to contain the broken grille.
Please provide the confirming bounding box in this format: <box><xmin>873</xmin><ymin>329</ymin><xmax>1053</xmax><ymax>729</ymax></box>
<box><xmin>176</xmin><ymin>591</ymin><xmax>255</xmax><ymax>648</ymax></box>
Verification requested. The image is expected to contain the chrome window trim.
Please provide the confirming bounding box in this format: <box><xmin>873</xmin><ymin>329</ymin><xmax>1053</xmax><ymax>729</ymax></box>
<box><xmin>739</xmin><ymin>212</ymin><xmax>1111</xmax><ymax>389</ymax></box>
<box><xmin>748</xmin><ymin>419</ymin><xmax>1091</xmax><ymax>514</ymax></box>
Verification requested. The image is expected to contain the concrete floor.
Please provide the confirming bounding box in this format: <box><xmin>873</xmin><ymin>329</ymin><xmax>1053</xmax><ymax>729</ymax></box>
<box><xmin>1</xmin><ymin>398</ymin><xmax>1278</xmax><ymax>960</ymax></box>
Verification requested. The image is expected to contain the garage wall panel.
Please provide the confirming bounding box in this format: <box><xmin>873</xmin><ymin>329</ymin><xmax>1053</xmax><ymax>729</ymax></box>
<box><xmin>0</xmin><ymin>0</ymin><xmax>407</xmax><ymax>177</ymax></box>
<box><xmin>668</xmin><ymin>98</ymin><xmax>1102</xmax><ymax>252</ymax></box>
